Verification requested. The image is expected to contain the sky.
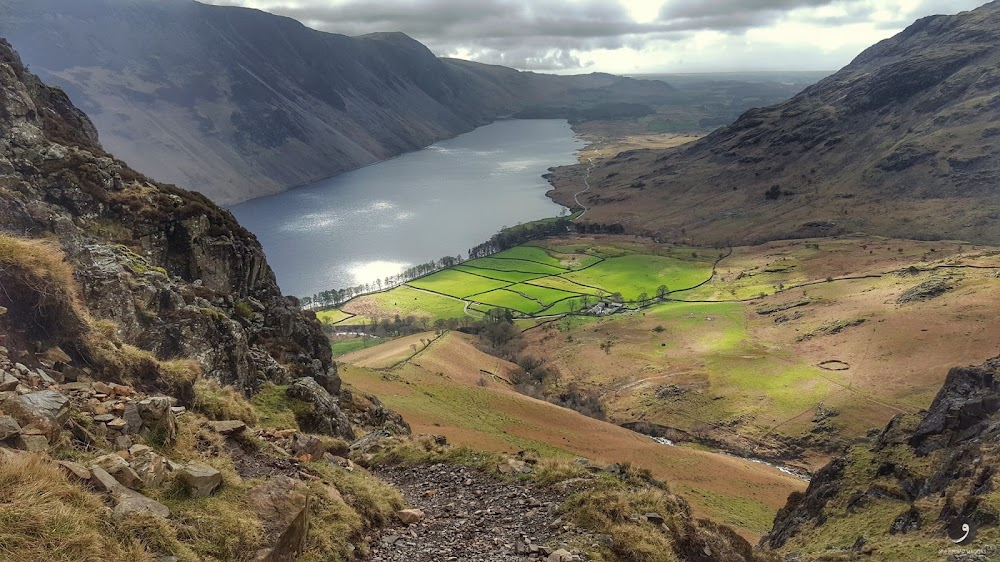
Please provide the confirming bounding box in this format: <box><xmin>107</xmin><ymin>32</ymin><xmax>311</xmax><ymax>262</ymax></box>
<box><xmin>205</xmin><ymin>0</ymin><xmax>991</xmax><ymax>74</ymax></box>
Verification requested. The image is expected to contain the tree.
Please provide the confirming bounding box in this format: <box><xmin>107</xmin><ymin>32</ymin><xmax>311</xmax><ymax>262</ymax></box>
<box><xmin>656</xmin><ymin>285</ymin><xmax>670</xmax><ymax>301</ymax></box>
<box><xmin>636</xmin><ymin>292</ymin><xmax>649</xmax><ymax>306</ymax></box>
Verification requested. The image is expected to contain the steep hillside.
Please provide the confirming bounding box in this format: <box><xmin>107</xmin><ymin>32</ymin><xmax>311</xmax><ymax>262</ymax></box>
<box><xmin>762</xmin><ymin>358</ymin><xmax>1000</xmax><ymax>561</ymax></box>
<box><xmin>0</xmin><ymin>36</ymin><xmax>408</xmax><ymax>442</ymax></box>
<box><xmin>0</xmin><ymin>0</ymin><xmax>676</xmax><ymax>204</ymax></box>
<box><xmin>550</xmin><ymin>1</ymin><xmax>1000</xmax><ymax>246</ymax></box>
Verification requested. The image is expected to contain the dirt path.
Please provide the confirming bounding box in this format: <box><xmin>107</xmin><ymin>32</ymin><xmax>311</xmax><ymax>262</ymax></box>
<box><xmin>572</xmin><ymin>158</ymin><xmax>595</xmax><ymax>220</ymax></box>
<box><xmin>369</xmin><ymin>463</ymin><xmax>593</xmax><ymax>562</ymax></box>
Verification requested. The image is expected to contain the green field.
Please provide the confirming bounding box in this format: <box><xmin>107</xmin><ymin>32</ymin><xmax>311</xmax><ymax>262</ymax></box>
<box><xmin>472</xmin><ymin>289</ymin><xmax>546</xmax><ymax>314</ymax></box>
<box><xmin>408</xmin><ymin>269</ymin><xmax>509</xmax><ymax>297</ymax></box>
<box><xmin>526</xmin><ymin>276</ymin><xmax>608</xmax><ymax>296</ymax></box>
<box><xmin>332</xmin><ymin>336</ymin><xmax>384</xmax><ymax>356</ymax></box>
<box><xmin>452</xmin><ymin>266</ymin><xmax>548</xmax><ymax>283</ymax></box>
<box><xmin>315</xmin><ymin>309</ymin><xmax>353</xmax><ymax>325</ymax></box>
<box><xmin>488</xmin><ymin>245</ymin><xmax>567</xmax><ymax>267</ymax></box>
<box><xmin>337</xmin><ymin>239</ymin><xmax>719</xmax><ymax>321</ymax></box>
<box><xmin>350</xmin><ymin>285</ymin><xmax>469</xmax><ymax>319</ymax></box>
<box><xmin>460</xmin><ymin>257</ymin><xmax>566</xmax><ymax>275</ymax></box>
<box><xmin>562</xmin><ymin>255</ymin><xmax>713</xmax><ymax>299</ymax></box>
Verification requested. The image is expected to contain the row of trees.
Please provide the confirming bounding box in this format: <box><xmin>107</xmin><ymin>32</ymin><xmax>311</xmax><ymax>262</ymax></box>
<box><xmin>301</xmin><ymin>254</ymin><xmax>463</xmax><ymax>308</ymax></box>
<box><xmin>468</xmin><ymin>217</ymin><xmax>575</xmax><ymax>259</ymax></box>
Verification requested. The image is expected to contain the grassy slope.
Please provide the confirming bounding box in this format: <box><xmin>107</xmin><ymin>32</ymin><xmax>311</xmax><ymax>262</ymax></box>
<box><xmin>522</xmin><ymin>236</ymin><xmax>1000</xmax><ymax>468</ymax></box>
<box><xmin>339</xmin><ymin>332</ymin><xmax>805</xmax><ymax>538</ymax></box>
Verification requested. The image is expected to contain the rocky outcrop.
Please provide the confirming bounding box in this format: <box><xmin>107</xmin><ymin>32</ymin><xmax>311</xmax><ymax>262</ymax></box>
<box><xmin>0</xmin><ymin>37</ymin><xmax>403</xmax><ymax>440</ymax></box>
<box><xmin>764</xmin><ymin>358</ymin><xmax>1000</xmax><ymax>558</ymax></box>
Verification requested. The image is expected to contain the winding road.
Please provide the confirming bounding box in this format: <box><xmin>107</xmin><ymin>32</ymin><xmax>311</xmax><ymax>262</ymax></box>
<box><xmin>571</xmin><ymin>157</ymin><xmax>596</xmax><ymax>220</ymax></box>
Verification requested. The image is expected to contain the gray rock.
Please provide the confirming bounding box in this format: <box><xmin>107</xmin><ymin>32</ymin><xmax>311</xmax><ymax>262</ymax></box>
<box><xmin>248</xmin><ymin>476</ymin><xmax>310</xmax><ymax>562</ymax></box>
<box><xmin>123</xmin><ymin>402</ymin><xmax>143</xmax><ymax>434</ymax></box>
<box><xmin>287</xmin><ymin>377</ymin><xmax>354</xmax><ymax>439</ymax></box>
<box><xmin>14</xmin><ymin>433</ymin><xmax>48</xmax><ymax>452</ymax></box>
<box><xmin>113</xmin><ymin>490</ymin><xmax>170</xmax><ymax>521</ymax></box>
<box><xmin>0</xmin><ymin>415</ymin><xmax>21</xmax><ymax>440</ymax></box>
<box><xmin>0</xmin><ymin>372</ymin><xmax>18</xmax><ymax>391</ymax></box>
<box><xmin>207</xmin><ymin>420</ymin><xmax>247</xmax><ymax>435</ymax></box>
<box><xmin>56</xmin><ymin>460</ymin><xmax>92</xmax><ymax>482</ymax></box>
<box><xmin>137</xmin><ymin>397</ymin><xmax>177</xmax><ymax>446</ymax></box>
<box><xmin>179</xmin><ymin>463</ymin><xmax>223</xmax><ymax>498</ymax></box>
<box><xmin>3</xmin><ymin>390</ymin><xmax>70</xmax><ymax>441</ymax></box>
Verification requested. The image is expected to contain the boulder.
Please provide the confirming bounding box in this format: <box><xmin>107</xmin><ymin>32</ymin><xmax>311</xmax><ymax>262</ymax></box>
<box><xmin>91</xmin><ymin>453</ymin><xmax>142</xmax><ymax>490</ymax></box>
<box><xmin>207</xmin><ymin>420</ymin><xmax>247</xmax><ymax>435</ymax></box>
<box><xmin>395</xmin><ymin>508</ymin><xmax>425</xmax><ymax>525</ymax></box>
<box><xmin>129</xmin><ymin>445</ymin><xmax>168</xmax><ymax>488</ymax></box>
<box><xmin>249</xmin><ymin>476</ymin><xmax>310</xmax><ymax>562</ymax></box>
<box><xmin>56</xmin><ymin>460</ymin><xmax>92</xmax><ymax>482</ymax></box>
<box><xmin>112</xmin><ymin>489</ymin><xmax>170</xmax><ymax>521</ymax></box>
<box><xmin>0</xmin><ymin>372</ymin><xmax>18</xmax><ymax>391</ymax></box>
<box><xmin>178</xmin><ymin>463</ymin><xmax>223</xmax><ymax>498</ymax></box>
<box><xmin>136</xmin><ymin>396</ymin><xmax>177</xmax><ymax>446</ymax></box>
<box><xmin>286</xmin><ymin>377</ymin><xmax>354</xmax><ymax>439</ymax></box>
<box><xmin>89</xmin><ymin>466</ymin><xmax>126</xmax><ymax>496</ymax></box>
<box><xmin>290</xmin><ymin>433</ymin><xmax>325</xmax><ymax>460</ymax></box>
<box><xmin>0</xmin><ymin>415</ymin><xmax>21</xmax><ymax>440</ymax></box>
<box><xmin>14</xmin><ymin>433</ymin><xmax>48</xmax><ymax>452</ymax></box>
<box><xmin>3</xmin><ymin>390</ymin><xmax>70</xmax><ymax>441</ymax></box>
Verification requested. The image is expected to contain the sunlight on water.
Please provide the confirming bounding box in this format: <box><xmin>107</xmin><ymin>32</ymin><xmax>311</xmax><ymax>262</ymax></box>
<box><xmin>230</xmin><ymin>120</ymin><xmax>582</xmax><ymax>296</ymax></box>
<box><xmin>347</xmin><ymin>260</ymin><xmax>408</xmax><ymax>286</ymax></box>
<box><xmin>279</xmin><ymin>212</ymin><xmax>340</xmax><ymax>232</ymax></box>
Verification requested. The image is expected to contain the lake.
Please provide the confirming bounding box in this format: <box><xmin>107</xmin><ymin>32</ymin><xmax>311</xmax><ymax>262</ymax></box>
<box><xmin>230</xmin><ymin>119</ymin><xmax>582</xmax><ymax>297</ymax></box>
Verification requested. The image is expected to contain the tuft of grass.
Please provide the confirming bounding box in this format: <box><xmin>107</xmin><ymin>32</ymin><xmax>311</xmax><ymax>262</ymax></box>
<box><xmin>233</xmin><ymin>300</ymin><xmax>253</xmax><ymax>320</ymax></box>
<box><xmin>159</xmin><ymin>485</ymin><xmax>265</xmax><ymax>561</ymax></box>
<box><xmin>192</xmin><ymin>378</ymin><xmax>258</xmax><ymax>425</ymax></box>
<box><xmin>250</xmin><ymin>383</ymin><xmax>311</xmax><ymax>430</ymax></box>
<box><xmin>0</xmin><ymin>234</ymin><xmax>90</xmax><ymax>342</ymax></box>
<box><xmin>0</xmin><ymin>453</ymin><xmax>154</xmax><ymax>562</ymax></box>
<box><xmin>306</xmin><ymin>461</ymin><xmax>405</xmax><ymax>529</ymax></box>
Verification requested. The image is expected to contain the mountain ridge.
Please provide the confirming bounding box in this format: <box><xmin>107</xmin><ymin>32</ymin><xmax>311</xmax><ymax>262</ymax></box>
<box><xmin>0</xmin><ymin>0</ymin><xmax>678</xmax><ymax>204</ymax></box>
<box><xmin>548</xmin><ymin>1</ymin><xmax>1000</xmax><ymax>246</ymax></box>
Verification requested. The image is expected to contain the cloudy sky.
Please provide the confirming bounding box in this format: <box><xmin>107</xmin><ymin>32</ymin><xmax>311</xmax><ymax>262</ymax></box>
<box><xmin>206</xmin><ymin>0</ymin><xmax>990</xmax><ymax>73</ymax></box>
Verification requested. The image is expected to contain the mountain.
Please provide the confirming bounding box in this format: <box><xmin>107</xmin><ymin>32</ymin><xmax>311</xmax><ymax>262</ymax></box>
<box><xmin>0</xmin><ymin>0</ymin><xmax>677</xmax><ymax>204</ymax></box>
<box><xmin>762</xmin><ymin>358</ymin><xmax>1000</xmax><ymax>560</ymax></box>
<box><xmin>550</xmin><ymin>1</ymin><xmax>1000</xmax><ymax>246</ymax></box>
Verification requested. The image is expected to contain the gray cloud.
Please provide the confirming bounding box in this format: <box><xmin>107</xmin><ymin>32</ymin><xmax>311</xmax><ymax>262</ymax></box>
<box><xmin>658</xmin><ymin>0</ymin><xmax>836</xmax><ymax>30</ymax></box>
<box><xmin>206</xmin><ymin>0</ymin><xmax>992</xmax><ymax>72</ymax></box>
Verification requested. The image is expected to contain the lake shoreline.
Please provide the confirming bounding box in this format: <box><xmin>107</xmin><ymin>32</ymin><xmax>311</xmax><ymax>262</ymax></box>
<box><xmin>231</xmin><ymin>119</ymin><xmax>584</xmax><ymax>297</ymax></box>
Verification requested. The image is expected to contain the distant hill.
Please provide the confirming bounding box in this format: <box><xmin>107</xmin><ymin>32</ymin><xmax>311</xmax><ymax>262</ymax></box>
<box><xmin>0</xmin><ymin>0</ymin><xmax>676</xmax><ymax>204</ymax></box>
<box><xmin>551</xmin><ymin>1</ymin><xmax>1000</xmax><ymax>246</ymax></box>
